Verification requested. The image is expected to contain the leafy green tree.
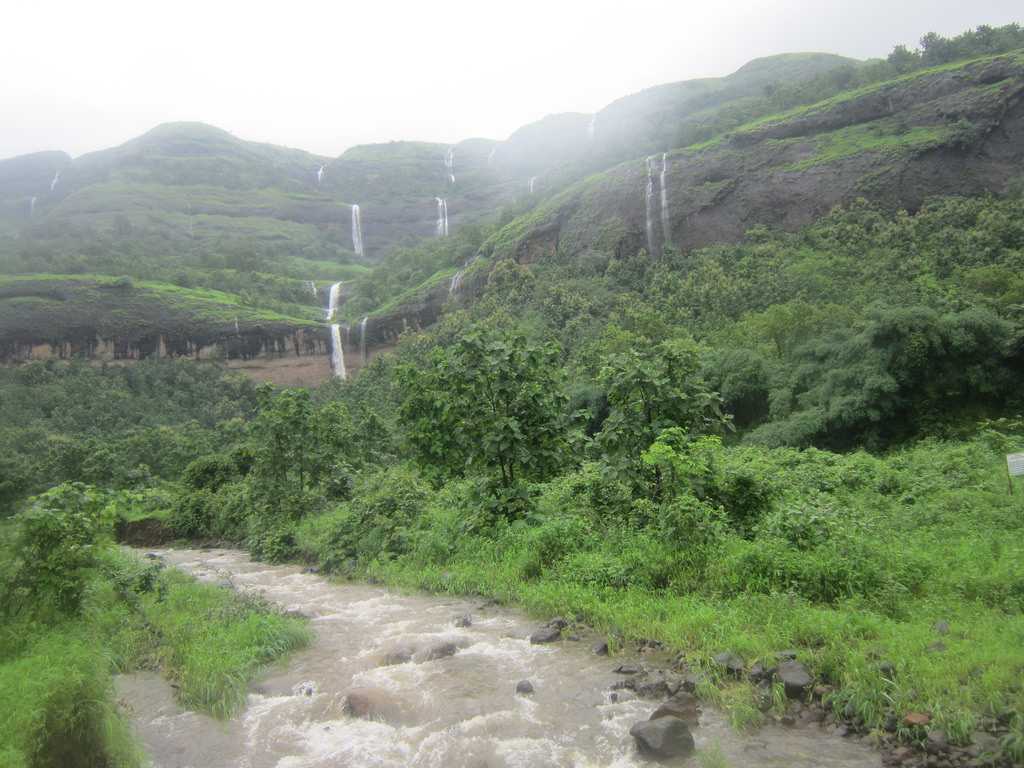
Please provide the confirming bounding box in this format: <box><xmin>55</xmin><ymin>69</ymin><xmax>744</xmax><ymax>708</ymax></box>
<box><xmin>594</xmin><ymin>336</ymin><xmax>730</xmax><ymax>479</ymax></box>
<box><xmin>398</xmin><ymin>328</ymin><xmax>571</xmax><ymax>510</ymax></box>
<box><xmin>3</xmin><ymin>483</ymin><xmax>112</xmax><ymax>617</ymax></box>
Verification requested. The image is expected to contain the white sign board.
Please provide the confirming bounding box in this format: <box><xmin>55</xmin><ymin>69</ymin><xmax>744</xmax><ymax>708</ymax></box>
<box><xmin>1008</xmin><ymin>453</ymin><xmax>1024</xmax><ymax>477</ymax></box>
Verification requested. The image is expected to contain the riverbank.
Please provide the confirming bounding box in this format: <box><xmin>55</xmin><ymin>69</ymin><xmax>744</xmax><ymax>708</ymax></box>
<box><xmin>0</xmin><ymin>547</ymin><xmax>309</xmax><ymax>768</ymax></box>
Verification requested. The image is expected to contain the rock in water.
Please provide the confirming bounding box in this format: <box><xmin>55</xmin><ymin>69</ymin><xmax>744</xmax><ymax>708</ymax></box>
<box><xmin>515</xmin><ymin>680</ymin><xmax>535</xmax><ymax>695</ymax></box>
<box><xmin>592</xmin><ymin>640</ymin><xmax>609</xmax><ymax>656</ymax></box>
<box><xmin>650</xmin><ymin>692</ymin><xmax>700</xmax><ymax>725</ymax></box>
<box><xmin>422</xmin><ymin>641</ymin><xmax>459</xmax><ymax>661</ymax></box>
<box><xmin>453</xmin><ymin>614</ymin><xmax>472</xmax><ymax>628</ymax></box>
<box><xmin>777</xmin><ymin>660</ymin><xmax>813</xmax><ymax>699</ymax></box>
<box><xmin>530</xmin><ymin>625</ymin><xmax>562</xmax><ymax>644</ymax></box>
<box><xmin>629</xmin><ymin>717</ymin><xmax>695</xmax><ymax>759</ymax></box>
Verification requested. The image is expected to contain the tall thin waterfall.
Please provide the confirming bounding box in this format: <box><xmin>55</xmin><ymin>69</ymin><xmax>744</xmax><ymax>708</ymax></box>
<box><xmin>327</xmin><ymin>282</ymin><xmax>347</xmax><ymax>380</ymax></box>
<box><xmin>487</xmin><ymin>147</ymin><xmax>497</xmax><ymax>166</ymax></box>
<box><xmin>587</xmin><ymin>116</ymin><xmax>596</xmax><ymax>140</ymax></box>
<box><xmin>529</xmin><ymin>176</ymin><xmax>537</xmax><ymax>195</ymax></box>
<box><xmin>445</xmin><ymin>148</ymin><xmax>455</xmax><ymax>184</ymax></box>
<box><xmin>29</xmin><ymin>196</ymin><xmax>37</xmax><ymax>217</ymax></box>
<box><xmin>659</xmin><ymin>153</ymin><xmax>671</xmax><ymax>247</ymax></box>
<box><xmin>435</xmin><ymin>197</ymin><xmax>449</xmax><ymax>237</ymax></box>
<box><xmin>358</xmin><ymin>316</ymin><xmax>369</xmax><ymax>364</ymax></box>
<box><xmin>50</xmin><ymin>170</ymin><xmax>60</xmax><ymax>192</ymax></box>
<box><xmin>449</xmin><ymin>255</ymin><xmax>477</xmax><ymax>296</ymax></box>
<box><xmin>351</xmin><ymin>204</ymin><xmax>364</xmax><ymax>257</ymax></box>
<box><xmin>305</xmin><ymin>280</ymin><xmax>317</xmax><ymax>296</ymax></box>
<box><xmin>317</xmin><ymin>165</ymin><xmax>325</xmax><ymax>185</ymax></box>
<box><xmin>644</xmin><ymin>155</ymin><xmax>657</xmax><ymax>255</ymax></box>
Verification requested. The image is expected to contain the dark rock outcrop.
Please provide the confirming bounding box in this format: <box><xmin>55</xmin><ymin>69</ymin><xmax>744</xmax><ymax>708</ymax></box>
<box><xmin>629</xmin><ymin>717</ymin><xmax>696</xmax><ymax>760</ymax></box>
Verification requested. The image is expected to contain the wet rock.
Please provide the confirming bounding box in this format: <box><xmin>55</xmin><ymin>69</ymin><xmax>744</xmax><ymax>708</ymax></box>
<box><xmin>547</xmin><ymin>617</ymin><xmax>569</xmax><ymax>630</ymax></box>
<box><xmin>380</xmin><ymin>643</ymin><xmax>416</xmax><ymax>666</ymax></box>
<box><xmin>342</xmin><ymin>688</ymin><xmax>400</xmax><ymax>721</ymax></box>
<box><xmin>283</xmin><ymin>609</ymin><xmax>309</xmax><ymax>620</ymax></box>
<box><xmin>884</xmin><ymin>712</ymin><xmax>899</xmax><ymax>733</ymax></box>
<box><xmin>634</xmin><ymin>672</ymin><xmax>682</xmax><ymax>700</ymax></box>
<box><xmin>904</xmin><ymin>711</ymin><xmax>932</xmax><ymax>727</ymax></box>
<box><xmin>144</xmin><ymin>552</ymin><xmax>162</xmax><ymax>560</ymax></box>
<box><xmin>749</xmin><ymin>662</ymin><xmax>773</xmax><ymax>684</ymax></box>
<box><xmin>649</xmin><ymin>692</ymin><xmax>700</xmax><ymax>725</ymax></box>
<box><xmin>968</xmin><ymin>732</ymin><xmax>1001</xmax><ymax>757</ymax></box>
<box><xmin>926</xmin><ymin>730</ymin><xmax>949</xmax><ymax>754</ymax></box>
<box><xmin>713</xmin><ymin>651</ymin><xmax>745</xmax><ymax>677</ymax></box>
<box><xmin>515</xmin><ymin>680</ymin><xmax>535</xmax><ymax>695</ymax></box>
<box><xmin>813</xmin><ymin>684</ymin><xmax>834</xmax><ymax>701</ymax></box>
<box><xmin>422</xmin><ymin>641</ymin><xmax>460</xmax><ymax>661</ymax></box>
<box><xmin>679</xmin><ymin>672</ymin><xmax>706</xmax><ymax>693</ymax></box>
<box><xmin>592</xmin><ymin>641</ymin><xmax>609</xmax><ymax>656</ymax></box>
<box><xmin>453</xmin><ymin>614</ymin><xmax>472</xmax><ymax>628</ymax></box>
<box><xmin>294</xmin><ymin>680</ymin><xmax>316</xmax><ymax>697</ymax></box>
<box><xmin>614</xmin><ymin>664</ymin><xmax>643</xmax><ymax>675</ymax></box>
<box><xmin>302</xmin><ymin>566</ymin><xmax>319</xmax><ymax>575</ymax></box>
<box><xmin>630</xmin><ymin>717</ymin><xmax>695</xmax><ymax>760</ymax></box>
<box><xmin>530</xmin><ymin>625</ymin><xmax>562</xmax><ymax>644</ymax></box>
<box><xmin>777</xmin><ymin>660</ymin><xmax>813</xmax><ymax>699</ymax></box>
<box><xmin>775</xmin><ymin>649</ymin><xmax>799</xmax><ymax>661</ymax></box>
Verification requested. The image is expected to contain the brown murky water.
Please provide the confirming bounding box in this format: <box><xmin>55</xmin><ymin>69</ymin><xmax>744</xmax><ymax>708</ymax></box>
<box><xmin>117</xmin><ymin>548</ymin><xmax>881</xmax><ymax>768</ymax></box>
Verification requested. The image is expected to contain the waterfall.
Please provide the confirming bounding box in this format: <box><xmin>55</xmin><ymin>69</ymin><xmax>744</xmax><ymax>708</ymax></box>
<box><xmin>234</xmin><ymin>317</ymin><xmax>240</xmax><ymax>335</ymax></box>
<box><xmin>449</xmin><ymin>269</ymin><xmax>464</xmax><ymax>295</ymax></box>
<box><xmin>29</xmin><ymin>196</ymin><xmax>37</xmax><ymax>217</ymax></box>
<box><xmin>587</xmin><ymin>116</ymin><xmax>596</xmax><ymax>140</ymax></box>
<box><xmin>330</xmin><ymin>324</ymin><xmax>347</xmax><ymax>379</ymax></box>
<box><xmin>445</xmin><ymin>148</ymin><xmax>455</xmax><ymax>184</ymax></box>
<box><xmin>359</xmin><ymin>316</ymin><xmax>369</xmax><ymax>364</ymax></box>
<box><xmin>529</xmin><ymin>176</ymin><xmax>537</xmax><ymax>195</ymax></box>
<box><xmin>327</xmin><ymin>282</ymin><xmax>347</xmax><ymax>380</ymax></box>
<box><xmin>351</xmin><ymin>204</ymin><xmax>364</xmax><ymax>257</ymax></box>
<box><xmin>317</xmin><ymin>165</ymin><xmax>325</xmax><ymax>185</ymax></box>
<box><xmin>49</xmin><ymin>170</ymin><xmax>60</xmax><ymax>192</ymax></box>
<box><xmin>644</xmin><ymin>155</ymin><xmax>657</xmax><ymax>255</ymax></box>
<box><xmin>435</xmin><ymin>197</ymin><xmax>449</xmax><ymax>237</ymax></box>
<box><xmin>305</xmin><ymin>280</ymin><xmax>317</xmax><ymax>297</ymax></box>
<box><xmin>487</xmin><ymin>147</ymin><xmax>497</xmax><ymax>166</ymax></box>
<box><xmin>659</xmin><ymin>153</ymin><xmax>671</xmax><ymax>247</ymax></box>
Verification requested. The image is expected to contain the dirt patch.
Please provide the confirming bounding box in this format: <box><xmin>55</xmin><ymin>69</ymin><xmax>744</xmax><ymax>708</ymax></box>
<box><xmin>116</xmin><ymin>517</ymin><xmax>175</xmax><ymax>547</ymax></box>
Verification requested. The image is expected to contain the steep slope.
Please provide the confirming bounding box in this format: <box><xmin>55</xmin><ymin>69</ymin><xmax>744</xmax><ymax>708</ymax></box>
<box><xmin>484</xmin><ymin>51</ymin><xmax>1024</xmax><ymax>263</ymax></box>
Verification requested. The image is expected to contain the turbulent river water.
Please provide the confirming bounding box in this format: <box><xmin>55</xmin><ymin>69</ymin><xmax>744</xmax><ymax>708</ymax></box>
<box><xmin>117</xmin><ymin>549</ymin><xmax>880</xmax><ymax>768</ymax></box>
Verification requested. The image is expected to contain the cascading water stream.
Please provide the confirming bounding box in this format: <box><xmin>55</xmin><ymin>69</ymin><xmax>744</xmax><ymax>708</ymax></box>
<box><xmin>327</xmin><ymin>282</ymin><xmax>347</xmax><ymax>380</ymax></box>
<box><xmin>359</xmin><ymin>316</ymin><xmax>369</xmax><ymax>364</ymax></box>
<box><xmin>644</xmin><ymin>155</ymin><xmax>657</xmax><ymax>256</ymax></box>
<box><xmin>528</xmin><ymin>177</ymin><xmax>537</xmax><ymax>195</ymax></box>
<box><xmin>306</xmin><ymin>280</ymin><xmax>317</xmax><ymax>297</ymax></box>
<box><xmin>659</xmin><ymin>152</ymin><xmax>671</xmax><ymax>247</ymax></box>
<box><xmin>49</xmin><ymin>170</ymin><xmax>60</xmax><ymax>192</ymax></box>
<box><xmin>118</xmin><ymin>548</ymin><xmax>882</xmax><ymax>768</ymax></box>
<box><xmin>351</xmin><ymin>205</ymin><xmax>364</xmax><ymax>258</ymax></box>
<box><xmin>434</xmin><ymin>197</ymin><xmax>449</xmax><ymax>237</ymax></box>
<box><xmin>487</xmin><ymin>147</ymin><xmax>497</xmax><ymax>166</ymax></box>
<box><xmin>445</xmin><ymin>148</ymin><xmax>455</xmax><ymax>184</ymax></box>
<box><xmin>29</xmin><ymin>196</ymin><xmax>36</xmax><ymax>217</ymax></box>
<box><xmin>317</xmin><ymin>165</ymin><xmax>325</xmax><ymax>185</ymax></box>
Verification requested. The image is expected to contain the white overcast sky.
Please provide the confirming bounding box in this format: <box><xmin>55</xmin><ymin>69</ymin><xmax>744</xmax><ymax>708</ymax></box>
<box><xmin>1</xmin><ymin>0</ymin><xmax>1020</xmax><ymax>160</ymax></box>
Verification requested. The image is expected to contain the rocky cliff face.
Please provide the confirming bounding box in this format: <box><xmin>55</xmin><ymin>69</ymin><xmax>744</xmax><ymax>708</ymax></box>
<box><xmin>484</xmin><ymin>53</ymin><xmax>1024</xmax><ymax>264</ymax></box>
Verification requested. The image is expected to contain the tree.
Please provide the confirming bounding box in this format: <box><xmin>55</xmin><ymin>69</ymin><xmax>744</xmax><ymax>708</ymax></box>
<box><xmin>398</xmin><ymin>328</ymin><xmax>571</xmax><ymax>511</ymax></box>
<box><xmin>594</xmin><ymin>337</ymin><xmax>730</xmax><ymax>480</ymax></box>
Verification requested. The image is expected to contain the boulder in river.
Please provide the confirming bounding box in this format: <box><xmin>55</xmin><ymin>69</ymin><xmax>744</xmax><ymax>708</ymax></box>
<box><xmin>530</xmin><ymin>625</ymin><xmax>562</xmax><ymax>644</ymax></box>
<box><xmin>421</xmin><ymin>641</ymin><xmax>460</xmax><ymax>661</ymax></box>
<box><xmin>515</xmin><ymin>680</ymin><xmax>535</xmax><ymax>695</ymax></box>
<box><xmin>777</xmin><ymin>660</ymin><xmax>813</xmax><ymax>699</ymax></box>
<box><xmin>342</xmin><ymin>688</ymin><xmax>402</xmax><ymax>722</ymax></box>
<box><xmin>649</xmin><ymin>692</ymin><xmax>700</xmax><ymax>725</ymax></box>
<box><xmin>453</xmin><ymin>614</ymin><xmax>472</xmax><ymax>628</ymax></box>
<box><xmin>630</xmin><ymin>717</ymin><xmax>695</xmax><ymax>760</ymax></box>
<box><xmin>380</xmin><ymin>643</ymin><xmax>416</xmax><ymax>666</ymax></box>
<box><xmin>592</xmin><ymin>640</ymin><xmax>609</xmax><ymax>656</ymax></box>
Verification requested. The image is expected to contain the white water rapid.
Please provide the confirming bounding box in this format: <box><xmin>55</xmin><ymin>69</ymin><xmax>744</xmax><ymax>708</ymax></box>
<box><xmin>351</xmin><ymin>205</ymin><xmax>364</xmax><ymax>258</ymax></box>
<box><xmin>434</xmin><ymin>197</ymin><xmax>449</xmax><ymax>237</ymax></box>
<box><xmin>118</xmin><ymin>549</ymin><xmax>882</xmax><ymax>768</ymax></box>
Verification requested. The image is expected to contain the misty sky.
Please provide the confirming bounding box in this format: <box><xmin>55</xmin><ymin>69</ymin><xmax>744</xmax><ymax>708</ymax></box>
<box><xmin>2</xmin><ymin>0</ymin><xmax>1021</xmax><ymax>160</ymax></box>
